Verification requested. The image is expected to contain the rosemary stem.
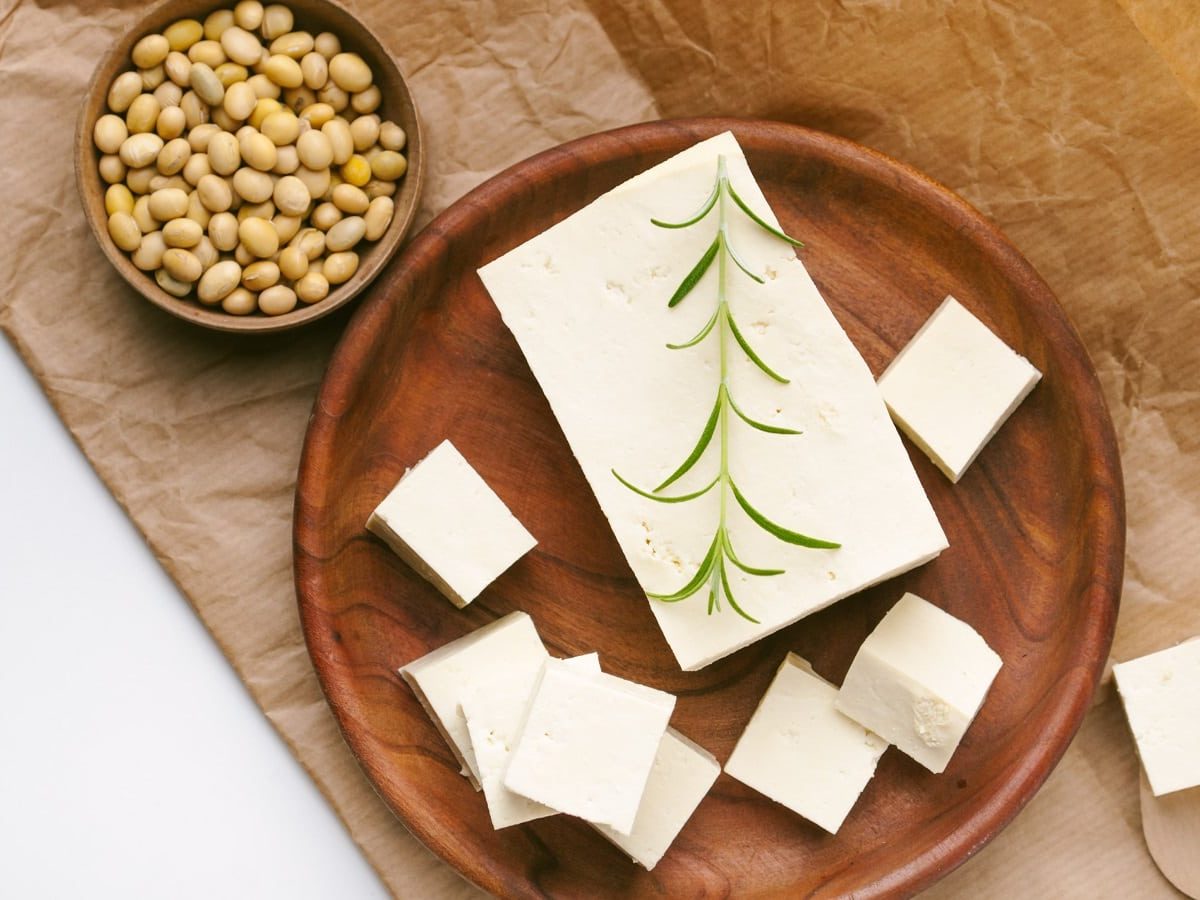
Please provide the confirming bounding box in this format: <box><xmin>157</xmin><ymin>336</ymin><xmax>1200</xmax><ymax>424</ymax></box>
<box><xmin>715</xmin><ymin>156</ymin><xmax>731</xmax><ymax>606</ymax></box>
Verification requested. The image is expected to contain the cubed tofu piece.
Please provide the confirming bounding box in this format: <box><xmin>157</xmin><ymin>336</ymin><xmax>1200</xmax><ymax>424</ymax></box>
<box><xmin>835</xmin><ymin>593</ymin><xmax>1001</xmax><ymax>774</ymax></box>
<box><xmin>367</xmin><ymin>439</ymin><xmax>537</xmax><ymax>607</ymax></box>
<box><xmin>878</xmin><ymin>295</ymin><xmax>1041</xmax><ymax>482</ymax></box>
<box><xmin>725</xmin><ymin>653</ymin><xmax>887</xmax><ymax>833</ymax></box>
<box><xmin>1114</xmin><ymin>639</ymin><xmax>1200</xmax><ymax>796</ymax></box>
<box><xmin>399</xmin><ymin>611</ymin><xmax>547</xmax><ymax>787</ymax></box>
<box><xmin>593</xmin><ymin>728</ymin><xmax>720</xmax><ymax>870</ymax></box>
<box><xmin>462</xmin><ymin>653</ymin><xmax>601</xmax><ymax>829</ymax></box>
<box><xmin>503</xmin><ymin>659</ymin><xmax>675</xmax><ymax>835</ymax></box>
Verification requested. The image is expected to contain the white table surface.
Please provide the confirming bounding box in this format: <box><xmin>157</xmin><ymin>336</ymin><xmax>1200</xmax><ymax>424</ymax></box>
<box><xmin>0</xmin><ymin>336</ymin><xmax>390</xmax><ymax>899</ymax></box>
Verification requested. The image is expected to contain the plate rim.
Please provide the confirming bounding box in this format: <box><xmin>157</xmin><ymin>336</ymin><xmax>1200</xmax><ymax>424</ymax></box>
<box><xmin>294</xmin><ymin>116</ymin><xmax>1125</xmax><ymax>898</ymax></box>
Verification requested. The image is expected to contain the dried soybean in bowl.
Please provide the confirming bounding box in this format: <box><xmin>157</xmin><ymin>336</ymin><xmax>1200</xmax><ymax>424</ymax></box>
<box><xmin>93</xmin><ymin>2</ymin><xmax>407</xmax><ymax>317</ymax></box>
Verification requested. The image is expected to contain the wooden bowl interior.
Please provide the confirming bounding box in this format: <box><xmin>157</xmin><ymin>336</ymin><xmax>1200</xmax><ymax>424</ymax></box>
<box><xmin>75</xmin><ymin>0</ymin><xmax>423</xmax><ymax>334</ymax></box>
<box><xmin>294</xmin><ymin>119</ymin><xmax>1123</xmax><ymax>897</ymax></box>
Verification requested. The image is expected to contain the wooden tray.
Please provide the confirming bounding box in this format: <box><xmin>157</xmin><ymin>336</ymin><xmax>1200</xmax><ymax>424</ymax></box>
<box><xmin>294</xmin><ymin>118</ymin><xmax>1124</xmax><ymax>897</ymax></box>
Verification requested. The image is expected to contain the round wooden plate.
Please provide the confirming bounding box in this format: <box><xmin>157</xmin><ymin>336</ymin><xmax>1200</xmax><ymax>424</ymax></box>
<box><xmin>294</xmin><ymin>118</ymin><xmax>1124</xmax><ymax>898</ymax></box>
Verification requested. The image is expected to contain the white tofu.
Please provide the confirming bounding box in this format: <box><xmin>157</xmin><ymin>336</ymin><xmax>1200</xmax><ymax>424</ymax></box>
<box><xmin>399</xmin><ymin>611</ymin><xmax>547</xmax><ymax>787</ymax></box>
<box><xmin>367</xmin><ymin>440</ymin><xmax>537</xmax><ymax>607</ymax></box>
<box><xmin>593</xmin><ymin>728</ymin><xmax>720</xmax><ymax>869</ymax></box>
<box><xmin>478</xmin><ymin>132</ymin><xmax>946</xmax><ymax>671</ymax></box>
<box><xmin>835</xmin><ymin>593</ymin><xmax>1002</xmax><ymax>774</ymax></box>
<box><xmin>877</xmin><ymin>295</ymin><xmax>1042</xmax><ymax>483</ymax></box>
<box><xmin>461</xmin><ymin>653</ymin><xmax>601</xmax><ymax>829</ymax></box>
<box><xmin>1113</xmin><ymin>639</ymin><xmax>1200</xmax><ymax>796</ymax></box>
<box><xmin>724</xmin><ymin>653</ymin><xmax>886</xmax><ymax>833</ymax></box>
<box><xmin>503</xmin><ymin>658</ymin><xmax>675</xmax><ymax>834</ymax></box>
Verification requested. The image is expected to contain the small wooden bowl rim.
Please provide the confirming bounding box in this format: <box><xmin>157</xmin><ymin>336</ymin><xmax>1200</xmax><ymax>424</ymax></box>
<box><xmin>74</xmin><ymin>0</ymin><xmax>424</xmax><ymax>334</ymax></box>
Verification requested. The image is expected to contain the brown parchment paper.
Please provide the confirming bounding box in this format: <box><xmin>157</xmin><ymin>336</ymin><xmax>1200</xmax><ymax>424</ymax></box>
<box><xmin>2</xmin><ymin>0</ymin><xmax>1198</xmax><ymax>895</ymax></box>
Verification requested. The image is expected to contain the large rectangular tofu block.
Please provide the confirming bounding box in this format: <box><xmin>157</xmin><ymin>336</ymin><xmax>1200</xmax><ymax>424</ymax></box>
<box><xmin>478</xmin><ymin>132</ymin><xmax>947</xmax><ymax>670</ymax></box>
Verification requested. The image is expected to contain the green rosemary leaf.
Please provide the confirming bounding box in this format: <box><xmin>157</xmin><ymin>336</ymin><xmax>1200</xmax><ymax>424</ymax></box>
<box><xmin>719</xmin><ymin>558</ymin><xmax>762</xmax><ymax>624</ymax></box>
<box><xmin>724</xmin><ymin>235</ymin><xmax>765</xmax><ymax>284</ymax></box>
<box><xmin>667</xmin><ymin>305</ymin><xmax>720</xmax><ymax>350</ymax></box>
<box><xmin>651</xmin><ymin>179</ymin><xmax>719</xmax><ymax>229</ymax></box>
<box><xmin>730</xmin><ymin>478</ymin><xmax>841</xmax><ymax>549</ymax></box>
<box><xmin>648</xmin><ymin>533</ymin><xmax>720</xmax><ymax>602</ymax></box>
<box><xmin>722</xmin><ymin>531</ymin><xmax>786</xmax><ymax>577</ymax></box>
<box><xmin>706</xmin><ymin>583</ymin><xmax>718</xmax><ymax>615</ymax></box>
<box><xmin>726</xmin><ymin>310</ymin><xmax>790</xmax><ymax>384</ymax></box>
<box><xmin>667</xmin><ymin>237</ymin><xmax>719</xmax><ymax>308</ymax></box>
<box><xmin>654</xmin><ymin>390</ymin><xmax>721</xmax><ymax>491</ymax></box>
<box><xmin>726</xmin><ymin>180</ymin><xmax>804</xmax><ymax>247</ymax></box>
<box><xmin>611</xmin><ymin>470</ymin><xmax>719</xmax><ymax>503</ymax></box>
<box><xmin>725</xmin><ymin>387</ymin><xmax>801</xmax><ymax>435</ymax></box>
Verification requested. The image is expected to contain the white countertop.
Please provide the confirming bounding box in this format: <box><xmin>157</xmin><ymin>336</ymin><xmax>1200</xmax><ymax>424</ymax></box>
<box><xmin>0</xmin><ymin>336</ymin><xmax>390</xmax><ymax>899</ymax></box>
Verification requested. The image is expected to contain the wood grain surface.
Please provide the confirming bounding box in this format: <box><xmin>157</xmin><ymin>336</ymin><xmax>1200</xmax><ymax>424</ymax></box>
<box><xmin>294</xmin><ymin>118</ymin><xmax>1124</xmax><ymax>898</ymax></box>
<box><xmin>74</xmin><ymin>0</ymin><xmax>424</xmax><ymax>334</ymax></box>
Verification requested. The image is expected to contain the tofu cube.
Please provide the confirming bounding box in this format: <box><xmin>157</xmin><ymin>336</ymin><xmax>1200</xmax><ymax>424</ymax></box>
<box><xmin>503</xmin><ymin>659</ymin><xmax>675</xmax><ymax>835</ymax></box>
<box><xmin>1113</xmin><ymin>639</ymin><xmax>1200</xmax><ymax>796</ymax></box>
<box><xmin>725</xmin><ymin>654</ymin><xmax>887</xmax><ymax>833</ymax></box>
<box><xmin>399</xmin><ymin>611</ymin><xmax>547</xmax><ymax>787</ymax></box>
<box><xmin>462</xmin><ymin>653</ymin><xmax>601</xmax><ymax>829</ymax></box>
<box><xmin>593</xmin><ymin>728</ymin><xmax>719</xmax><ymax>870</ymax></box>
<box><xmin>367</xmin><ymin>439</ymin><xmax>537</xmax><ymax>607</ymax></box>
<box><xmin>835</xmin><ymin>593</ymin><xmax>1002</xmax><ymax>774</ymax></box>
<box><xmin>878</xmin><ymin>295</ymin><xmax>1041</xmax><ymax>482</ymax></box>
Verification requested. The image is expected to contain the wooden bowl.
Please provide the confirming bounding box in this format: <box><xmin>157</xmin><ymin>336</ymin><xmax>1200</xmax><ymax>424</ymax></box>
<box><xmin>294</xmin><ymin>119</ymin><xmax>1124</xmax><ymax>896</ymax></box>
<box><xmin>75</xmin><ymin>0</ymin><xmax>423</xmax><ymax>334</ymax></box>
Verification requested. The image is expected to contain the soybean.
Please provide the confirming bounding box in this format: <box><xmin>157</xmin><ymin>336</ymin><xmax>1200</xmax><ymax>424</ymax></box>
<box><xmin>262</xmin><ymin>4</ymin><xmax>294</xmax><ymax>40</ymax></box>
<box><xmin>148</xmin><ymin>187</ymin><xmax>189</xmax><ymax>220</ymax></box>
<box><xmin>164</xmin><ymin>18</ymin><xmax>203</xmax><ymax>52</ymax></box>
<box><xmin>238</xmin><ymin>216</ymin><xmax>278</xmax><ymax>257</ymax></box>
<box><xmin>132</xmin><ymin>231</ymin><xmax>167</xmax><ymax>270</ymax></box>
<box><xmin>95</xmin><ymin>115</ymin><xmax>129</xmax><ymax>154</ymax></box>
<box><xmin>328</xmin><ymin>53</ymin><xmax>371</xmax><ymax>93</ymax></box>
<box><xmin>156</xmin><ymin>268</ymin><xmax>193</xmax><ymax>297</ymax></box>
<box><xmin>105</xmin><ymin>183</ymin><xmax>135</xmax><ymax>216</ymax></box>
<box><xmin>208</xmin><ymin>212</ymin><xmax>240</xmax><ymax>250</ymax></box>
<box><xmin>156</xmin><ymin>106</ymin><xmax>188</xmax><ymax>140</ymax></box>
<box><xmin>261</xmin><ymin>109</ymin><xmax>300</xmax><ymax>146</ymax></box>
<box><xmin>363</xmin><ymin>196</ymin><xmax>393</xmax><ymax>241</ymax></box>
<box><xmin>162</xmin><ymin>247</ymin><xmax>203</xmax><ymax>282</ymax></box>
<box><xmin>242</xmin><ymin>259</ymin><xmax>280</xmax><ymax>290</ymax></box>
<box><xmin>323</xmin><ymin>250</ymin><xmax>358</xmax><ymax>284</ymax></box>
<box><xmin>224</xmin><ymin>81</ymin><xmax>257</xmax><ymax>120</ymax></box>
<box><xmin>222</xmin><ymin>286</ymin><xmax>257</xmax><ymax>314</ymax></box>
<box><xmin>258</xmin><ymin>284</ymin><xmax>297</xmax><ymax>315</ymax></box>
<box><xmin>163</xmin><ymin>217</ymin><xmax>203</xmax><ymax>248</ymax></box>
<box><xmin>108</xmin><ymin>72</ymin><xmax>144</xmax><ymax>112</ymax></box>
<box><xmin>198</xmin><ymin>259</ymin><xmax>242</xmax><ymax>304</ymax></box>
<box><xmin>295</xmin><ymin>271</ymin><xmax>329</xmax><ymax>304</ymax></box>
<box><xmin>133</xmin><ymin>34</ymin><xmax>170</xmax><ymax>69</ymax></box>
<box><xmin>198</xmin><ymin>173</ymin><xmax>234</xmax><ymax>212</ymax></box>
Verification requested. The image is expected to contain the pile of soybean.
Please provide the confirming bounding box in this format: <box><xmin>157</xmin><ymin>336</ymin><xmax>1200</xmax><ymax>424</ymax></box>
<box><xmin>94</xmin><ymin>0</ymin><xmax>407</xmax><ymax>316</ymax></box>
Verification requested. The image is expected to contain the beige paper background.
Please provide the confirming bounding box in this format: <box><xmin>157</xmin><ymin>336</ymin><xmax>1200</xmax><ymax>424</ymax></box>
<box><xmin>2</xmin><ymin>0</ymin><xmax>1198</xmax><ymax>895</ymax></box>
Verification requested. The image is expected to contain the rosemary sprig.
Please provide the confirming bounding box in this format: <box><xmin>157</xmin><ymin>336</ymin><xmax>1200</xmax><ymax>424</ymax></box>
<box><xmin>613</xmin><ymin>155</ymin><xmax>838</xmax><ymax>623</ymax></box>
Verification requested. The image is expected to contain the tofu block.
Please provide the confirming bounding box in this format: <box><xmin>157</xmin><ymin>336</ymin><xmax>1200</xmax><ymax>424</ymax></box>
<box><xmin>479</xmin><ymin>131</ymin><xmax>947</xmax><ymax>671</ymax></box>
<box><xmin>835</xmin><ymin>593</ymin><xmax>1002</xmax><ymax>774</ymax></box>
<box><xmin>725</xmin><ymin>654</ymin><xmax>887</xmax><ymax>833</ymax></box>
<box><xmin>462</xmin><ymin>653</ymin><xmax>601</xmax><ymax>829</ymax></box>
<box><xmin>399</xmin><ymin>611</ymin><xmax>547</xmax><ymax>787</ymax></box>
<box><xmin>593</xmin><ymin>728</ymin><xmax>719</xmax><ymax>869</ymax></box>
<box><xmin>367</xmin><ymin>440</ymin><xmax>536</xmax><ymax>607</ymax></box>
<box><xmin>877</xmin><ymin>295</ymin><xmax>1042</xmax><ymax>482</ymax></box>
<box><xmin>503</xmin><ymin>658</ymin><xmax>676</xmax><ymax>834</ymax></box>
<box><xmin>1113</xmin><ymin>639</ymin><xmax>1200</xmax><ymax>796</ymax></box>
